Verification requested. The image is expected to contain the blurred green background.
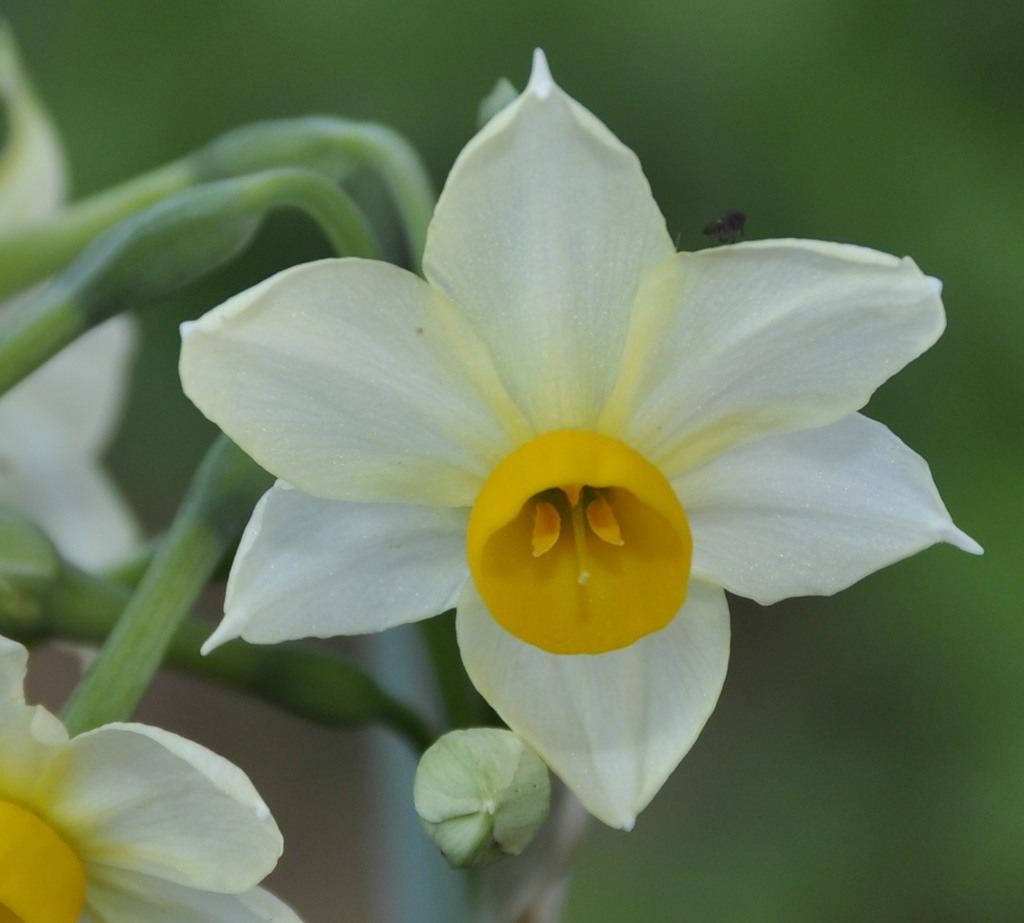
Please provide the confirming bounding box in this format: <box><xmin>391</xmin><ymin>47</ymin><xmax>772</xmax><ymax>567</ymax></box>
<box><xmin>7</xmin><ymin>1</ymin><xmax>1021</xmax><ymax>920</ymax></box>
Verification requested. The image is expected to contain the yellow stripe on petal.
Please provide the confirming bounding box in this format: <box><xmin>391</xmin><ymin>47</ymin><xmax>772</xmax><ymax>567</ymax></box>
<box><xmin>0</xmin><ymin>801</ymin><xmax>86</xmax><ymax>923</ymax></box>
<box><xmin>467</xmin><ymin>430</ymin><xmax>692</xmax><ymax>654</ymax></box>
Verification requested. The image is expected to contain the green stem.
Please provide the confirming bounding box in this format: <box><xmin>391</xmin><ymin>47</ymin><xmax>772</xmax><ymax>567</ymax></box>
<box><xmin>349</xmin><ymin>124</ymin><xmax>435</xmax><ymax>271</ymax></box>
<box><xmin>43</xmin><ymin>564</ymin><xmax>128</xmax><ymax>640</ymax></box>
<box><xmin>183</xmin><ymin>627</ymin><xmax>435</xmax><ymax>751</ymax></box>
<box><xmin>193</xmin><ymin>119</ymin><xmax>435</xmax><ymax>269</ymax></box>
<box><xmin>0</xmin><ymin>118</ymin><xmax>435</xmax><ymax>300</ymax></box>
<box><xmin>0</xmin><ymin>169</ymin><xmax>375</xmax><ymax>396</ymax></box>
<box><xmin>241</xmin><ymin>168</ymin><xmax>379</xmax><ymax>259</ymax></box>
<box><xmin>418</xmin><ymin>610</ymin><xmax>480</xmax><ymax>730</ymax></box>
<box><xmin>0</xmin><ymin>161</ymin><xmax>193</xmax><ymax>299</ymax></box>
<box><xmin>60</xmin><ymin>436</ymin><xmax>272</xmax><ymax>735</ymax></box>
<box><xmin>13</xmin><ymin>564</ymin><xmax>433</xmax><ymax>750</ymax></box>
<box><xmin>99</xmin><ymin>534</ymin><xmax>162</xmax><ymax>590</ymax></box>
<box><xmin>0</xmin><ymin>286</ymin><xmax>81</xmax><ymax>395</ymax></box>
<box><xmin>188</xmin><ymin>118</ymin><xmax>436</xmax><ymax>269</ymax></box>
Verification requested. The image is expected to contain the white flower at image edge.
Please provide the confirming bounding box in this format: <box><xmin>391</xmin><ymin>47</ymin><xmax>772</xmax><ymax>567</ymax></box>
<box><xmin>180</xmin><ymin>51</ymin><xmax>981</xmax><ymax>829</ymax></box>
<box><xmin>0</xmin><ymin>637</ymin><xmax>303</xmax><ymax>922</ymax></box>
<box><xmin>0</xmin><ymin>25</ymin><xmax>139</xmax><ymax>569</ymax></box>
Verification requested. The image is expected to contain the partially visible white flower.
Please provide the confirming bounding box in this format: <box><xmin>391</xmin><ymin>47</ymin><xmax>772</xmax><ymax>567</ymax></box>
<box><xmin>0</xmin><ymin>25</ymin><xmax>139</xmax><ymax>569</ymax></box>
<box><xmin>0</xmin><ymin>635</ymin><xmax>304</xmax><ymax>923</ymax></box>
<box><xmin>181</xmin><ymin>51</ymin><xmax>981</xmax><ymax>829</ymax></box>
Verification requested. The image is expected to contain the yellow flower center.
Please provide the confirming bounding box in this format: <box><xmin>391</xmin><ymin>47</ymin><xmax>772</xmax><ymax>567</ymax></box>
<box><xmin>0</xmin><ymin>801</ymin><xmax>86</xmax><ymax>923</ymax></box>
<box><xmin>467</xmin><ymin>430</ymin><xmax>692</xmax><ymax>654</ymax></box>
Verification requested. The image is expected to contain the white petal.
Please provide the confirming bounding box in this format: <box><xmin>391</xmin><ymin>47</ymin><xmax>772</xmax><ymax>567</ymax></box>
<box><xmin>0</xmin><ymin>635</ymin><xmax>28</xmax><ymax>703</ymax></box>
<box><xmin>423</xmin><ymin>52</ymin><xmax>674</xmax><ymax>431</ymax></box>
<box><xmin>204</xmin><ymin>482</ymin><xmax>470</xmax><ymax>651</ymax></box>
<box><xmin>0</xmin><ymin>317</ymin><xmax>140</xmax><ymax>566</ymax></box>
<box><xmin>55</xmin><ymin>723</ymin><xmax>282</xmax><ymax>891</ymax></box>
<box><xmin>0</xmin><ymin>24</ymin><xmax>66</xmax><ymax>229</ymax></box>
<box><xmin>85</xmin><ymin>871</ymin><xmax>305</xmax><ymax>923</ymax></box>
<box><xmin>1</xmin><ymin>38</ymin><xmax>138</xmax><ymax>567</ymax></box>
<box><xmin>601</xmin><ymin>240</ymin><xmax>947</xmax><ymax>476</ymax></box>
<box><xmin>0</xmin><ymin>693</ymin><xmax>66</xmax><ymax>806</ymax></box>
<box><xmin>0</xmin><ymin>450</ymin><xmax>139</xmax><ymax>569</ymax></box>
<box><xmin>677</xmin><ymin>413</ymin><xmax>983</xmax><ymax>604</ymax></box>
<box><xmin>234</xmin><ymin>886</ymin><xmax>307</xmax><ymax>923</ymax></box>
<box><xmin>456</xmin><ymin>581</ymin><xmax>730</xmax><ymax>829</ymax></box>
<box><xmin>0</xmin><ymin>316</ymin><xmax>138</xmax><ymax>456</ymax></box>
<box><xmin>180</xmin><ymin>259</ymin><xmax>527</xmax><ymax>507</ymax></box>
<box><xmin>0</xmin><ymin>644</ymin><xmax>69</xmax><ymax>799</ymax></box>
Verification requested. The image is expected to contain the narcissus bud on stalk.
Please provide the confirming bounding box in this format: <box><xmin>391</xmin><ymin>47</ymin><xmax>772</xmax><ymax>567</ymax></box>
<box><xmin>415</xmin><ymin>728</ymin><xmax>551</xmax><ymax>868</ymax></box>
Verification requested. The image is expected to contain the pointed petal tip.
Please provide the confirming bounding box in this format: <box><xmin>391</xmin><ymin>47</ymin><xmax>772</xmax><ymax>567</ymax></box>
<box><xmin>528</xmin><ymin>48</ymin><xmax>554</xmax><ymax>99</ymax></box>
<box><xmin>200</xmin><ymin>622</ymin><xmax>237</xmax><ymax>656</ymax></box>
<box><xmin>179</xmin><ymin>319</ymin><xmax>198</xmax><ymax>339</ymax></box>
<box><xmin>946</xmin><ymin>526</ymin><xmax>983</xmax><ymax>556</ymax></box>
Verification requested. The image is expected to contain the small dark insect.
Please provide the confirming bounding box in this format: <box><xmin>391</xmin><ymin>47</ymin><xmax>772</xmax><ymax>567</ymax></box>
<box><xmin>703</xmin><ymin>210</ymin><xmax>746</xmax><ymax>244</ymax></box>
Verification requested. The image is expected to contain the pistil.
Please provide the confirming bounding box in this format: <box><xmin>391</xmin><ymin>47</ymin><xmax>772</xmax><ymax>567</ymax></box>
<box><xmin>568</xmin><ymin>495</ymin><xmax>591</xmax><ymax>585</ymax></box>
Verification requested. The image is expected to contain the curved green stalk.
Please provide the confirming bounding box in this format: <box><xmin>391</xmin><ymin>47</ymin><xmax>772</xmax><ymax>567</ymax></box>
<box><xmin>5</xmin><ymin>562</ymin><xmax>432</xmax><ymax>750</ymax></box>
<box><xmin>0</xmin><ymin>161</ymin><xmax>193</xmax><ymax>297</ymax></box>
<box><xmin>192</xmin><ymin>118</ymin><xmax>436</xmax><ymax>270</ymax></box>
<box><xmin>419</xmin><ymin>610</ymin><xmax>484</xmax><ymax>731</ymax></box>
<box><xmin>239</xmin><ymin>168</ymin><xmax>378</xmax><ymax>259</ymax></box>
<box><xmin>59</xmin><ymin>436</ymin><xmax>272</xmax><ymax>735</ymax></box>
<box><xmin>344</xmin><ymin>123</ymin><xmax>435</xmax><ymax>270</ymax></box>
<box><xmin>0</xmin><ymin>168</ymin><xmax>376</xmax><ymax>395</ymax></box>
<box><xmin>0</xmin><ymin>116</ymin><xmax>435</xmax><ymax>300</ymax></box>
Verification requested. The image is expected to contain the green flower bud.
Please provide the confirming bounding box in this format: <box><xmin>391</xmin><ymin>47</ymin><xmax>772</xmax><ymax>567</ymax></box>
<box><xmin>51</xmin><ymin>176</ymin><xmax>265</xmax><ymax>324</ymax></box>
<box><xmin>414</xmin><ymin>728</ymin><xmax>551</xmax><ymax>869</ymax></box>
<box><xmin>0</xmin><ymin>504</ymin><xmax>59</xmax><ymax>627</ymax></box>
<box><xmin>0</xmin><ymin>168</ymin><xmax>375</xmax><ymax>395</ymax></box>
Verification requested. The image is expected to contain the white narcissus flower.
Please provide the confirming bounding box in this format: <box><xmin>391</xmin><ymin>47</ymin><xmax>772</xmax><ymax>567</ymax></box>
<box><xmin>0</xmin><ymin>26</ymin><xmax>139</xmax><ymax>569</ymax></box>
<box><xmin>180</xmin><ymin>51</ymin><xmax>981</xmax><ymax>829</ymax></box>
<box><xmin>0</xmin><ymin>636</ymin><xmax>303</xmax><ymax>922</ymax></box>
